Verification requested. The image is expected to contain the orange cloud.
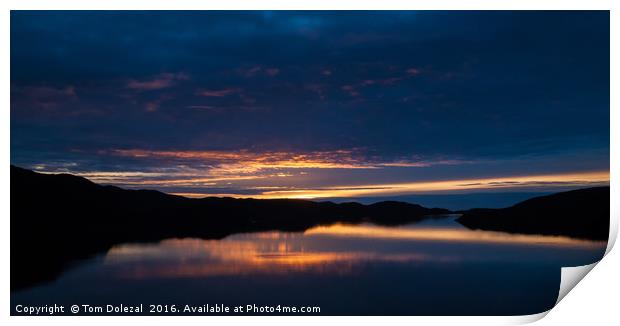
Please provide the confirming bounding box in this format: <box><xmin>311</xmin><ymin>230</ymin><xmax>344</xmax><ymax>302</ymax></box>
<box><xmin>236</xmin><ymin>65</ymin><xmax>280</xmax><ymax>78</ymax></box>
<box><xmin>406</xmin><ymin>68</ymin><xmax>422</xmax><ymax>76</ymax></box>
<box><xmin>108</xmin><ymin>149</ymin><xmax>375</xmax><ymax>173</ymax></box>
<box><xmin>106</xmin><ymin>149</ymin><xmax>471</xmax><ymax>177</ymax></box>
<box><xmin>127</xmin><ymin>72</ymin><xmax>189</xmax><ymax>90</ymax></box>
<box><xmin>197</xmin><ymin>88</ymin><xmax>240</xmax><ymax>97</ymax></box>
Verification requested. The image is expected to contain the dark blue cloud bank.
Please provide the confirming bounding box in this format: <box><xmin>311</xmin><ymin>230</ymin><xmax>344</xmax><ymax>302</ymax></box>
<box><xmin>10</xmin><ymin>11</ymin><xmax>610</xmax><ymax>202</ymax></box>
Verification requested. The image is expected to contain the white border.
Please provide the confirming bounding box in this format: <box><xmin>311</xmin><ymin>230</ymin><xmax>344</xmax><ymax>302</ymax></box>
<box><xmin>2</xmin><ymin>1</ymin><xmax>617</xmax><ymax>325</ymax></box>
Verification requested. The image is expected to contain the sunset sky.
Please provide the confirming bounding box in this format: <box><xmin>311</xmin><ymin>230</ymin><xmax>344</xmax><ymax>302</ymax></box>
<box><xmin>10</xmin><ymin>11</ymin><xmax>609</xmax><ymax>204</ymax></box>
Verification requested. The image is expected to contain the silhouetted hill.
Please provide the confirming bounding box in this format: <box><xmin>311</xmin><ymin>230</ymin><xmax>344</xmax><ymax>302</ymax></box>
<box><xmin>456</xmin><ymin>187</ymin><xmax>609</xmax><ymax>240</ymax></box>
<box><xmin>10</xmin><ymin>165</ymin><xmax>450</xmax><ymax>290</ymax></box>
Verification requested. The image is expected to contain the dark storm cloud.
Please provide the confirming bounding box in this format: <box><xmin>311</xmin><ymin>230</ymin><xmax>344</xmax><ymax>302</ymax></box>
<box><xmin>10</xmin><ymin>11</ymin><xmax>609</xmax><ymax>196</ymax></box>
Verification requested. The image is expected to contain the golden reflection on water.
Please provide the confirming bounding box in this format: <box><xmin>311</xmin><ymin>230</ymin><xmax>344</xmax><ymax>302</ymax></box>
<box><xmin>104</xmin><ymin>223</ymin><xmax>605</xmax><ymax>280</ymax></box>
<box><xmin>105</xmin><ymin>235</ymin><xmax>439</xmax><ymax>279</ymax></box>
<box><xmin>305</xmin><ymin>224</ymin><xmax>606</xmax><ymax>247</ymax></box>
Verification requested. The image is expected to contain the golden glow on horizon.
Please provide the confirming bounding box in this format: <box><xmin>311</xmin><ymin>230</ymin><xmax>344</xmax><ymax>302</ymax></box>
<box><xmin>169</xmin><ymin>170</ymin><xmax>609</xmax><ymax>199</ymax></box>
<box><xmin>35</xmin><ymin>148</ymin><xmax>609</xmax><ymax>200</ymax></box>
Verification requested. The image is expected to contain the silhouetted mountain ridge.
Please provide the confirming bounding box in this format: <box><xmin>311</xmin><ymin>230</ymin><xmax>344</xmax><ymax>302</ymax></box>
<box><xmin>457</xmin><ymin>187</ymin><xmax>609</xmax><ymax>240</ymax></box>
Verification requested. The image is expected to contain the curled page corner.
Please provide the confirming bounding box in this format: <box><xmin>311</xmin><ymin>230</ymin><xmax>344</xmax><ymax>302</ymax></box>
<box><xmin>512</xmin><ymin>262</ymin><xmax>600</xmax><ymax>324</ymax></box>
<box><xmin>509</xmin><ymin>310</ymin><xmax>551</xmax><ymax>324</ymax></box>
<box><xmin>605</xmin><ymin>211</ymin><xmax>618</xmax><ymax>255</ymax></box>
<box><xmin>555</xmin><ymin>262</ymin><xmax>598</xmax><ymax>305</ymax></box>
<box><xmin>525</xmin><ymin>210</ymin><xmax>615</xmax><ymax>323</ymax></box>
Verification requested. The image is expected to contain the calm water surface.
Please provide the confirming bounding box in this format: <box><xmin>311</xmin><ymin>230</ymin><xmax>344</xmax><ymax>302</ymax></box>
<box><xmin>11</xmin><ymin>216</ymin><xmax>606</xmax><ymax>315</ymax></box>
